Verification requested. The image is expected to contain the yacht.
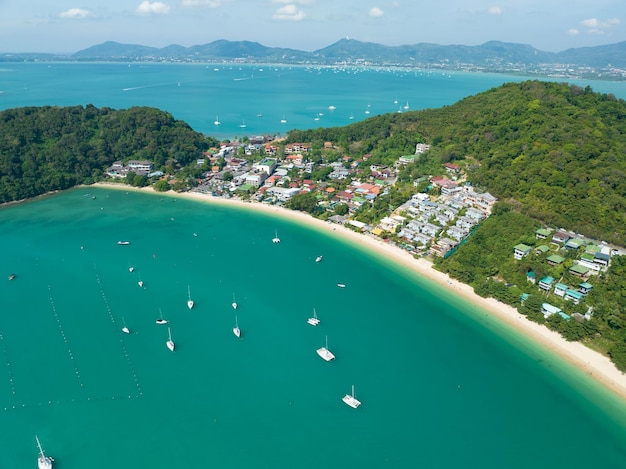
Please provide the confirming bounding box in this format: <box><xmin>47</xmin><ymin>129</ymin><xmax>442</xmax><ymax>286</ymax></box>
<box><xmin>214</xmin><ymin>115</ymin><xmax>221</xmax><ymax>126</ymax></box>
<box><xmin>187</xmin><ymin>285</ymin><xmax>194</xmax><ymax>310</ymax></box>
<box><xmin>117</xmin><ymin>241</ymin><xmax>130</xmax><ymax>245</ymax></box>
<box><xmin>166</xmin><ymin>327</ymin><xmax>175</xmax><ymax>351</ymax></box>
<box><xmin>280</xmin><ymin>115</ymin><xmax>287</xmax><ymax>124</ymax></box>
<box><xmin>316</xmin><ymin>335</ymin><xmax>335</xmax><ymax>361</ymax></box>
<box><xmin>36</xmin><ymin>436</ymin><xmax>53</xmax><ymax>469</ymax></box>
<box><xmin>239</xmin><ymin>120</ymin><xmax>247</xmax><ymax>128</ymax></box>
<box><xmin>232</xmin><ymin>294</ymin><xmax>238</xmax><ymax>310</ymax></box>
<box><xmin>328</xmin><ymin>105</ymin><xmax>336</xmax><ymax>110</ymax></box>
<box><xmin>233</xmin><ymin>316</ymin><xmax>241</xmax><ymax>338</ymax></box>
<box><xmin>342</xmin><ymin>385</ymin><xmax>361</xmax><ymax>408</ymax></box>
<box><xmin>337</xmin><ymin>283</ymin><xmax>346</xmax><ymax>288</ymax></box>
<box><xmin>121</xmin><ymin>317</ymin><xmax>130</xmax><ymax>334</ymax></box>
<box><xmin>307</xmin><ymin>308</ymin><xmax>320</xmax><ymax>326</ymax></box>
<box><xmin>315</xmin><ymin>255</ymin><xmax>323</xmax><ymax>263</ymax></box>
<box><xmin>156</xmin><ymin>309</ymin><xmax>168</xmax><ymax>325</ymax></box>
<box><xmin>272</xmin><ymin>230</ymin><xmax>281</xmax><ymax>243</ymax></box>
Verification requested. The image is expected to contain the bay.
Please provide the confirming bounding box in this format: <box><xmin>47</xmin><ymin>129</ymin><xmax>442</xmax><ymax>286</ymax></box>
<box><xmin>0</xmin><ymin>62</ymin><xmax>625</xmax><ymax>139</ymax></box>
<box><xmin>1</xmin><ymin>62</ymin><xmax>626</xmax><ymax>467</ymax></box>
<box><xmin>1</xmin><ymin>187</ymin><xmax>626</xmax><ymax>468</ymax></box>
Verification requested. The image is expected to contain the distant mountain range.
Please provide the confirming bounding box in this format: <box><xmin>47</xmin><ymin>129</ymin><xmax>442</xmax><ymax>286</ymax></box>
<box><xmin>3</xmin><ymin>39</ymin><xmax>626</xmax><ymax>77</ymax></box>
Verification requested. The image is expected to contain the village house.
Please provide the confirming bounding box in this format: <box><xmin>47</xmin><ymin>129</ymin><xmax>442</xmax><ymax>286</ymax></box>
<box><xmin>513</xmin><ymin>243</ymin><xmax>532</xmax><ymax>260</ymax></box>
<box><xmin>284</xmin><ymin>143</ymin><xmax>312</xmax><ymax>154</ymax></box>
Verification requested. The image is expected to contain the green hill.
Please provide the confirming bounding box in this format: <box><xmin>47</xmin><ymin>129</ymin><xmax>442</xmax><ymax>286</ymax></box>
<box><xmin>0</xmin><ymin>105</ymin><xmax>211</xmax><ymax>202</ymax></box>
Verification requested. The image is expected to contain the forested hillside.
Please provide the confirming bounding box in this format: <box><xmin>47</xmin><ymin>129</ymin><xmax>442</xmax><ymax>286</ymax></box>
<box><xmin>288</xmin><ymin>81</ymin><xmax>626</xmax><ymax>244</ymax></box>
<box><xmin>0</xmin><ymin>105</ymin><xmax>211</xmax><ymax>202</ymax></box>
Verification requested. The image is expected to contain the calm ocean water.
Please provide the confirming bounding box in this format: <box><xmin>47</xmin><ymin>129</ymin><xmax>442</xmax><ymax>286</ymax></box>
<box><xmin>1</xmin><ymin>62</ymin><xmax>625</xmax><ymax>139</ymax></box>
<box><xmin>0</xmin><ymin>187</ymin><xmax>626</xmax><ymax>468</ymax></box>
<box><xmin>1</xmin><ymin>64</ymin><xmax>626</xmax><ymax>467</ymax></box>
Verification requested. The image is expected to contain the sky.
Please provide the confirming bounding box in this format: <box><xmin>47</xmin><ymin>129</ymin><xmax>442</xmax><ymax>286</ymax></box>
<box><xmin>0</xmin><ymin>0</ymin><xmax>624</xmax><ymax>54</ymax></box>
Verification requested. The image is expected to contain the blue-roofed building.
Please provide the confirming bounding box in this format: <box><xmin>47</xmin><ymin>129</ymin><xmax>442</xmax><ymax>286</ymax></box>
<box><xmin>542</xmin><ymin>303</ymin><xmax>562</xmax><ymax>318</ymax></box>
<box><xmin>579</xmin><ymin>282</ymin><xmax>593</xmax><ymax>295</ymax></box>
<box><xmin>554</xmin><ymin>283</ymin><xmax>568</xmax><ymax>297</ymax></box>
<box><xmin>538</xmin><ymin>276</ymin><xmax>555</xmax><ymax>291</ymax></box>
<box><xmin>565</xmin><ymin>289</ymin><xmax>584</xmax><ymax>304</ymax></box>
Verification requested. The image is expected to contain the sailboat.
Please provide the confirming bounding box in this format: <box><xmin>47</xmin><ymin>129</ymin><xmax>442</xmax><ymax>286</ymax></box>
<box><xmin>233</xmin><ymin>315</ymin><xmax>241</xmax><ymax>338</ymax></box>
<box><xmin>403</xmin><ymin>101</ymin><xmax>410</xmax><ymax>110</ymax></box>
<box><xmin>232</xmin><ymin>294</ymin><xmax>238</xmax><ymax>310</ymax></box>
<box><xmin>137</xmin><ymin>273</ymin><xmax>144</xmax><ymax>288</ymax></box>
<box><xmin>214</xmin><ymin>115</ymin><xmax>221</xmax><ymax>125</ymax></box>
<box><xmin>316</xmin><ymin>335</ymin><xmax>335</xmax><ymax>361</ymax></box>
<box><xmin>272</xmin><ymin>230</ymin><xmax>281</xmax><ymax>243</ymax></box>
<box><xmin>128</xmin><ymin>261</ymin><xmax>134</xmax><ymax>273</ymax></box>
<box><xmin>239</xmin><ymin>120</ymin><xmax>247</xmax><ymax>128</ymax></box>
<box><xmin>187</xmin><ymin>285</ymin><xmax>194</xmax><ymax>310</ymax></box>
<box><xmin>36</xmin><ymin>435</ymin><xmax>53</xmax><ymax>469</ymax></box>
<box><xmin>307</xmin><ymin>308</ymin><xmax>320</xmax><ymax>326</ymax></box>
<box><xmin>166</xmin><ymin>327</ymin><xmax>175</xmax><ymax>351</ymax></box>
<box><xmin>156</xmin><ymin>309</ymin><xmax>168</xmax><ymax>325</ymax></box>
<box><xmin>280</xmin><ymin>115</ymin><xmax>287</xmax><ymax>124</ymax></box>
<box><xmin>121</xmin><ymin>317</ymin><xmax>130</xmax><ymax>334</ymax></box>
<box><xmin>315</xmin><ymin>255</ymin><xmax>323</xmax><ymax>263</ymax></box>
<box><xmin>342</xmin><ymin>385</ymin><xmax>361</xmax><ymax>408</ymax></box>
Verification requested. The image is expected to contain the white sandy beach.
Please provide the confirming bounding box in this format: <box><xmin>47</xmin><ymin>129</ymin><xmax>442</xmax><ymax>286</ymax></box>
<box><xmin>95</xmin><ymin>182</ymin><xmax>626</xmax><ymax>401</ymax></box>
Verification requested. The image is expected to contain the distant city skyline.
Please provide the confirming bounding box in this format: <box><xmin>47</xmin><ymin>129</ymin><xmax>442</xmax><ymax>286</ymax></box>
<box><xmin>0</xmin><ymin>1</ymin><xmax>624</xmax><ymax>54</ymax></box>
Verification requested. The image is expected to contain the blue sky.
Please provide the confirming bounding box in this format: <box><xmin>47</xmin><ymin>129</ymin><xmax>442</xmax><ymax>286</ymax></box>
<box><xmin>0</xmin><ymin>0</ymin><xmax>624</xmax><ymax>53</ymax></box>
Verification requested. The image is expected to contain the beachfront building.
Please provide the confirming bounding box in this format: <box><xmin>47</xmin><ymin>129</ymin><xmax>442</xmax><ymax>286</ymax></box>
<box><xmin>542</xmin><ymin>303</ymin><xmax>565</xmax><ymax>319</ymax></box>
<box><xmin>254</xmin><ymin>158</ymin><xmax>278</xmax><ymax>176</ymax></box>
<box><xmin>265</xmin><ymin>186</ymin><xmax>301</xmax><ymax>202</ymax></box>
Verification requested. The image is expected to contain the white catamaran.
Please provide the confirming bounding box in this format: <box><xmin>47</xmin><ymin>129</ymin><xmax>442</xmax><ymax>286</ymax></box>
<box><xmin>342</xmin><ymin>385</ymin><xmax>361</xmax><ymax>409</ymax></box>
<box><xmin>307</xmin><ymin>308</ymin><xmax>320</xmax><ymax>326</ymax></box>
<box><xmin>316</xmin><ymin>335</ymin><xmax>335</xmax><ymax>361</ymax></box>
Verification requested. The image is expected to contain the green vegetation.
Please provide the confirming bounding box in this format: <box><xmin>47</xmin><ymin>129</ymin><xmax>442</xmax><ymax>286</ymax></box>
<box><xmin>0</xmin><ymin>105</ymin><xmax>212</xmax><ymax>202</ymax></box>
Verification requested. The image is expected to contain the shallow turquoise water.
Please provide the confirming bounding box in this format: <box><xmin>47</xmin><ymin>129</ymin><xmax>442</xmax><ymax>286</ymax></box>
<box><xmin>1</xmin><ymin>187</ymin><xmax>626</xmax><ymax>467</ymax></box>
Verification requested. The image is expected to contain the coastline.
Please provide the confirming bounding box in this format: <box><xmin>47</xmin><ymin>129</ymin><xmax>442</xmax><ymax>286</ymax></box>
<box><xmin>93</xmin><ymin>182</ymin><xmax>626</xmax><ymax>402</ymax></box>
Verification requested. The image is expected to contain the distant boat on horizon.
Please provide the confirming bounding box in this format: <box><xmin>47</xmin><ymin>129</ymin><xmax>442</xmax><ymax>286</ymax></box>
<box><xmin>280</xmin><ymin>116</ymin><xmax>287</xmax><ymax>124</ymax></box>
<box><xmin>239</xmin><ymin>120</ymin><xmax>247</xmax><ymax>128</ymax></box>
<box><xmin>214</xmin><ymin>115</ymin><xmax>221</xmax><ymax>125</ymax></box>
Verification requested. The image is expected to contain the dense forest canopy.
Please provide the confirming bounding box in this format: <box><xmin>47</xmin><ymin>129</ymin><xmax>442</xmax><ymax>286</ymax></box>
<box><xmin>288</xmin><ymin>81</ymin><xmax>626</xmax><ymax>244</ymax></box>
<box><xmin>0</xmin><ymin>105</ymin><xmax>212</xmax><ymax>202</ymax></box>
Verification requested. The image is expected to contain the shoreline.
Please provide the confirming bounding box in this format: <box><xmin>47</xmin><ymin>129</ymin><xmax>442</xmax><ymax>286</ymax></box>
<box><xmin>93</xmin><ymin>182</ymin><xmax>626</xmax><ymax>401</ymax></box>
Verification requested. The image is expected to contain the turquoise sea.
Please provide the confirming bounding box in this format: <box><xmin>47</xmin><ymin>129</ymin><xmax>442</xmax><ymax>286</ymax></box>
<box><xmin>1</xmin><ymin>62</ymin><xmax>625</xmax><ymax>139</ymax></box>
<box><xmin>1</xmin><ymin>64</ymin><xmax>626</xmax><ymax>467</ymax></box>
<box><xmin>1</xmin><ymin>187</ymin><xmax>626</xmax><ymax>468</ymax></box>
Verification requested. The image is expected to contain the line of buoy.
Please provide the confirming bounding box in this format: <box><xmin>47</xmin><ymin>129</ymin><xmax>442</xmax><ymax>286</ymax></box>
<box><xmin>49</xmin><ymin>285</ymin><xmax>83</xmax><ymax>388</ymax></box>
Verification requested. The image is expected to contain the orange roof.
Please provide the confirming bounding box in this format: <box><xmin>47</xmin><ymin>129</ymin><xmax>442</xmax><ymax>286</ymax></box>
<box><xmin>326</xmin><ymin>187</ymin><xmax>336</xmax><ymax>193</ymax></box>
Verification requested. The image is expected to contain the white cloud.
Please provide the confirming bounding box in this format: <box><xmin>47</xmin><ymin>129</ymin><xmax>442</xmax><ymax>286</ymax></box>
<box><xmin>136</xmin><ymin>1</ymin><xmax>171</xmax><ymax>15</ymax></box>
<box><xmin>567</xmin><ymin>28</ymin><xmax>580</xmax><ymax>36</ymax></box>
<box><xmin>486</xmin><ymin>6</ymin><xmax>502</xmax><ymax>15</ymax></box>
<box><xmin>272</xmin><ymin>5</ymin><xmax>305</xmax><ymax>21</ymax></box>
<box><xmin>369</xmin><ymin>7</ymin><xmax>384</xmax><ymax>18</ymax></box>
<box><xmin>59</xmin><ymin>8</ymin><xmax>91</xmax><ymax>19</ymax></box>
<box><xmin>272</xmin><ymin>0</ymin><xmax>315</xmax><ymax>4</ymax></box>
<box><xmin>181</xmin><ymin>0</ymin><xmax>221</xmax><ymax>6</ymax></box>
<box><xmin>580</xmin><ymin>17</ymin><xmax>620</xmax><ymax>35</ymax></box>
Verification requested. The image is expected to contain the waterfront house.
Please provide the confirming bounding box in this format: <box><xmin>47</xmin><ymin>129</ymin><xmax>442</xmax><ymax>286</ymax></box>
<box><xmin>542</xmin><ymin>303</ymin><xmax>563</xmax><ymax>318</ymax></box>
